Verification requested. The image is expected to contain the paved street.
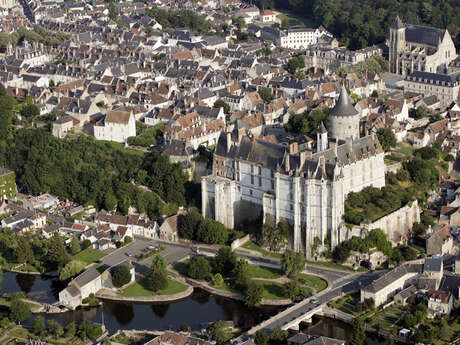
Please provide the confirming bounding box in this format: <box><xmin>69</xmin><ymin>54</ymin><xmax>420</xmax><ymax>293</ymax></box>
<box><xmin>252</xmin><ymin>270</ymin><xmax>385</xmax><ymax>334</ymax></box>
<box><xmin>100</xmin><ymin>238</ymin><xmax>192</xmax><ymax>268</ymax></box>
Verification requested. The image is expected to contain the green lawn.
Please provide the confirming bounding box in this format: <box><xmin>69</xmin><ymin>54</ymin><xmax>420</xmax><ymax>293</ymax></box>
<box><xmin>247</xmin><ymin>265</ymin><xmax>282</xmax><ymax>279</ymax></box>
<box><xmin>366</xmin><ymin>305</ymin><xmax>404</xmax><ymax>329</ymax></box>
<box><xmin>395</xmin><ymin>142</ymin><xmax>414</xmax><ymax>157</ymax></box>
<box><xmin>242</xmin><ymin>241</ymin><xmax>282</xmax><ymax>258</ymax></box>
<box><xmin>73</xmin><ymin>249</ymin><xmax>107</xmax><ymax>265</ymax></box>
<box><xmin>306</xmin><ymin>260</ymin><xmax>366</xmax><ymax>272</ymax></box>
<box><xmin>277</xmin><ymin>11</ymin><xmax>314</xmax><ymax>28</ymax></box>
<box><xmin>328</xmin><ymin>294</ymin><xmax>361</xmax><ymax>316</ymax></box>
<box><xmin>213</xmin><ymin>279</ymin><xmax>240</xmax><ymax>294</ymax></box>
<box><xmin>122</xmin><ymin>277</ymin><xmax>188</xmax><ymax>296</ymax></box>
<box><xmin>298</xmin><ymin>274</ymin><xmax>327</xmax><ymax>292</ymax></box>
<box><xmin>258</xmin><ymin>281</ymin><xmax>286</xmax><ymax>300</ymax></box>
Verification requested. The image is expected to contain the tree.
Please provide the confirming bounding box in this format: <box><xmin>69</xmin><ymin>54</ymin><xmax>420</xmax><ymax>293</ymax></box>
<box><xmin>208</xmin><ymin>320</ymin><xmax>233</xmax><ymax>343</ymax></box>
<box><xmin>104</xmin><ymin>191</ymin><xmax>117</xmax><ymax>211</ymax></box>
<box><xmin>412</xmin><ymin>222</ymin><xmax>427</xmax><ymax>236</ymax></box>
<box><xmin>402</xmin><ymin>313</ymin><xmax>417</xmax><ymax>329</ymax></box>
<box><xmin>65</xmin><ymin>322</ymin><xmax>76</xmax><ymax>338</ymax></box>
<box><xmin>371</xmin><ymin>90</ymin><xmax>379</xmax><ymax>98</ymax></box>
<box><xmin>245</xmin><ymin>280</ymin><xmax>263</xmax><ymax>307</ymax></box>
<box><xmin>214</xmin><ymin>246</ymin><xmax>236</xmax><ymax>276</ymax></box>
<box><xmin>33</xmin><ymin>316</ymin><xmax>46</xmax><ymax>336</ymax></box>
<box><xmin>9</xmin><ymin>299</ymin><xmax>31</xmax><ymax>324</ymax></box>
<box><xmin>287</xmin><ymin>56</ymin><xmax>305</xmax><ymax>74</ymax></box>
<box><xmin>188</xmin><ymin>256</ymin><xmax>211</xmax><ymax>280</ymax></box>
<box><xmin>376</xmin><ymin>128</ymin><xmax>396</xmax><ymax>152</ymax></box>
<box><xmin>270</xmin><ymin>327</ymin><xmax>289</xmax><ymax>344</ymax></box>
<box><xmin>261</xmin><ymin>223</ymin><xmax>289</xmax><ymax>252</ymax></box>
<box><xmin>81</xmin><ymin>239</ymin><xmax>92</xmax><ymax>250</ymax></box>
<box><xmin>254</xmin><ymin>330</ymin><xmax>269</xmax><ymax>345</ymax></box>
<box><xmin>47</xmin><ymin>233</ymin><xmax>70</xmax><ymax>269</ymax></box>
<box><xmin>124</xmin><ymin>236</ymin><xmax>132</xmax><ymax>245</ymax></box>
<box><xmin>70</xmin><ymin>234</ymin><xmax>80</xmax><ymax>255</ymax></box>
<box><xmin>179</xmin><ymin>211</ymin><xmax>202</xmax><ymax>240</ymax></box>
<box><xmin>149</xmin><ymin>254</ymin><xmax>168</xmax><ymax>292</ymax></box>
<box><xmin>59</xmin><ymin>260</ymin><xmax>86</xmax><ymax>281</ymax></box>
<box><xmin>213</xmin><ymin>99</ymin><xmax>230</xmax><ymax>114</ymax></box>
<box><xmin>48</xmin><ymin>319</ymin><xmax>64</xmax><ymax>337</ymax></box>
<box><xmin>112</xmin><ymin>264</ymin><xmax>132</xmax><ymax>288</ymax></box>
<box><xmin>350</xmin><ymin>318</ymin><xmax>366</xmax><ymax>345</ymax></box>
<box><xmin>212</xmin><ymin>273</ymin><xmax>224</xmax><ymax>286</ymax></box>
<box><xmin>281</xmin><ymin>250</ymin><xmax>306</xmax><ymax>278</ymax></box>
<box><xmin>232</xmin><ymin>16</ymin><xmax>246</xmax><ymax>29</ymax></box>
<box><xmin>258</xmin><ymin>88</ymin><xmax>273</xmax><ymax>103</ymax></box>
<box><xmin>283</xmin><ymin>280</ymin><xmax>310</xmax><ymax>301</ymax></box>
<box><xmin>331</xmin><ymin>242</ymin><xmax>351</xmax><ymax>263</ymax></box>
<box><xmin>234</xmin><ymin>258</ymin><xmax>250</xmax><ymax>289</ymax></box>
<box><xmin>196</xmin><ymin>218</ymin><xmax>228</xmax><ymax>244</ymax></box>
<box><xmin>20</xmin><ymin>104</ymin><xmax>40</xmax><ymax>118</ymax></box>
<box><xmin>14</xmin><ymin>236</ymin><xmax>34</xmax><ymax>264</ymax></box>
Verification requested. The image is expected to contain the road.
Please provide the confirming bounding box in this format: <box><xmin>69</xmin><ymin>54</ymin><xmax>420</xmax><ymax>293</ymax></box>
<box><xmin>249</xmin><ymin>270</ymin><xmax>385</xmax><ymax>334</ymax></box>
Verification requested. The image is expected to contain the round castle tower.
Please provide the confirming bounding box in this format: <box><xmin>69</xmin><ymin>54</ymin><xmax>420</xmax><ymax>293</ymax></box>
<box><xmin>329</xmin><ymin>85</ymin><xmax>360</xmax><ymax>141</ymax></box>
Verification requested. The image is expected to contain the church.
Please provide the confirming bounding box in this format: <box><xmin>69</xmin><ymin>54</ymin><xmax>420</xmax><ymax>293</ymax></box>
<box><xmin>388</xmin><ymin>16</ymin><xmax>456</xmax><ymax>76</ymax></box>
<box><xmin>201</xmin><ymin>86</ymin><xmax>386</xmax><ymax>258</ymax></box>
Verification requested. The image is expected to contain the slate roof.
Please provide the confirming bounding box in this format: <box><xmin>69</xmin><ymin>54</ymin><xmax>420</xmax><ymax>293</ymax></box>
<box><xmin>404</xmin><ymin>24</ymin><xmax>445</xmax><ymax>47</ymax></box>
<box><xmin>407</xmin><ymin>71</ymin><xmax>458</xmax><ymax>85</ymax></box>
<box><xmin>424</xmin><ymin>258</ymin><xmax>442</xmax><ymax>272</ymax></box>
<box><xmin>330</xmin><ymin>85</ymin><xmax>358</xmax><ymax>117</ymax></box>
<box><xmin>363</xmin><ymin>263</ymin><xmax>423</xmax><ymax>293</ymax></box>
<box><xmin>73</xmin><ymin>267</ymin><xmax>100</xmax><ymax>288</ymax></box>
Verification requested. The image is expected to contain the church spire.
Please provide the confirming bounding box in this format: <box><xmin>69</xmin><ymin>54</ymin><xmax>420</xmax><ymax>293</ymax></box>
<box><xmin>391</xmin><ymin>15</ymin><xmax>404</xmax><ymax>30</ymax></box>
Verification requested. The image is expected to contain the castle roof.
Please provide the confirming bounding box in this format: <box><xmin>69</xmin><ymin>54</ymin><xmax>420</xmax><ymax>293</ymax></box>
<box><xmin>318</xmin><ymin>122</ymin><xmax>327</xmax><ymax>134</ymax></box>
<box><xmin>330</xmin><ymin>85</ymin><xmax>358</xmax><ymax>117</ymax></box>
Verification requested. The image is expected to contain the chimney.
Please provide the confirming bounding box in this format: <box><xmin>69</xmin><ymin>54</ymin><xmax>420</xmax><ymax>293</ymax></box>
<box><xmin>299</xmin><ymin>150</ymin><xmax>312</xmax><ymax>169</ymax></box>
<box><xmin>346</xmin><ymin>137</ymin><xmax>352</xmax><ymax>151</ymax></box>
<box><xmin>237</xmin><ymin>127</ymin><xmax>245</xmax><ymax>144</ymax></box>
<box><xmin>332</xmin><ymin>141</ymin><xmax>338</xmax><ymax>156</ymax></box>
<box><xmin>289</xmin><ymin>141</ymin><xmax>298</xmax><ymax>155</ymax></box>
<box><xmin>226</xmin><ymin>132</ymin><xmax>232</xmax><ymax>152</ymax></box>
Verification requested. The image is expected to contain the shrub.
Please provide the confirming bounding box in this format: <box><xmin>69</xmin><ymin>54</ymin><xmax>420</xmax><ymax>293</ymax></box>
<box><xmin>112</xmin><ymin>264</ymin><xmax>132</xmax><ymax>288</ymax></box>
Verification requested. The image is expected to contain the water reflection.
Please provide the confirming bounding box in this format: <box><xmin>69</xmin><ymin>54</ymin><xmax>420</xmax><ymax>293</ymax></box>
<box><xmin>2</xmin><ymin>272</ymin><xmax>281</xmax><ymax>335</ymax></box>
<box><xmin>151</xmin><ymin>303</ymin><xmax>170</xmax><ymax>318</ymax></box>
<box><xmin>15</xmin><ymin>274</ymin><xmax>35</xmax><ymax>294</ymax></box>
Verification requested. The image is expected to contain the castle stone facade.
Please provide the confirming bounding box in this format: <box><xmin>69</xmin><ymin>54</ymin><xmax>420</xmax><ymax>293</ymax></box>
<box><xmin>389</xmin><ymin>16</ymin><xmax>456</xmax><ymax>76</ymax></box>
<box><xmin>201</xmin><ymin>88</ymin><xmax>386</xmax><ymax>258</ymax></box>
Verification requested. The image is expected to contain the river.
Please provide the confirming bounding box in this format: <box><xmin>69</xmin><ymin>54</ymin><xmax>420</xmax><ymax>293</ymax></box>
<box><xmin>1</xmin><ymin>272</ymin><xmax>388</xmax><ymax>344</ymax></box>
<box><xmin>0</xmin><ymin>272</ymin><xmax>281</xmax><ymax>333</ymax></box>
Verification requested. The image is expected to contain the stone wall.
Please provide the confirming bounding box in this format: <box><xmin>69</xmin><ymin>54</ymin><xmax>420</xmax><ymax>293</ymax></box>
<box><xmin>231</xmin><ymin>234</ymin><xmax>251</xmax><ymax>250</ymax></box>
<box><xmin>384</xmin><ymin>162</ymin><xmax>402</xmax><ymax>174</ymax></box>
<box><xmin>362</xmin><ymin>200</ymin><xmax>420</xmax><ymax>243</ymax></box>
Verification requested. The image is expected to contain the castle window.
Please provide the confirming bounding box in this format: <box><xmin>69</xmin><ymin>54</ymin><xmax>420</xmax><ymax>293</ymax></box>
<box><xmin>251</xmin><ymin>165</ymin><xmax>254</xmax><ymax>173</ymax></box>
<box><xmin>258</xmin><ymin>177</ymin><xmax>262</xmax><ymax>187</ymax></box>
<box><xmin>249</xmin><ymin>189</ymin><xmax>253</xmax><ymax>196</ymax></box>
<box><xmin>271</xmin><ymin>181</ymin><xmax>275</xmax><ymax>190</ymax></box>
<box><xmin>251</xmin><ymin>175</ymin><xmax>254</xmax><ymax>184</ymax></box>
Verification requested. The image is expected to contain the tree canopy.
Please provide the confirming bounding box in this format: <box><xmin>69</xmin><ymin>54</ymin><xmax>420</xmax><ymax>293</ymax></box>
<box><xmin>248</xmin><ymin>0</ymin><xmax>460</xmax><ymax>50</ymax></box>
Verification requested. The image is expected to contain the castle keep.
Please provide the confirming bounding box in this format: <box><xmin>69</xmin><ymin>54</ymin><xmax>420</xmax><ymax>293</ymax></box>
<box><xmin>202</xmin><ymin>87</ymin><xmax>386</xmax><ymax>258</ymax></box>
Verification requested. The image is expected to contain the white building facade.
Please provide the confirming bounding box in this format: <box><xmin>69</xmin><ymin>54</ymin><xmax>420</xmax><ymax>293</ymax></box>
<box><xmin>94</xmin><ymin>110</ymin><xmax>136</xmax><ymax>143</ymax></box>
<box><xmin>202</xmin><ymin>88</ymin><xmax>385</xmax><ymax>258</ymax></box>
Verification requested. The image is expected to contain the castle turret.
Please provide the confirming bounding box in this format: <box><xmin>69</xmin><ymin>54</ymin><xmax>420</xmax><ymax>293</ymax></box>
<box><xmin>316</xmin><ymin>122</ymin><xmax>328</xmax><ymax>152</ymax></box>
<box><xmin>329</xmin><ymin>85</ymin><xmax>360</xmax><ymax>141</ymax></box>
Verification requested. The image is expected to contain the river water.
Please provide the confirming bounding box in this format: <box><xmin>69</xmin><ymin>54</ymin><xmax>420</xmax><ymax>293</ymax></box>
<box><xmin>0</xmin><ymin>272</ymin><xmax>280</xmax><ymax>333</ymax></box>
<box><xmin>1</xmin><ymin>272</ymin><xmax>387</xmax><ymax>344</ymax></box>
